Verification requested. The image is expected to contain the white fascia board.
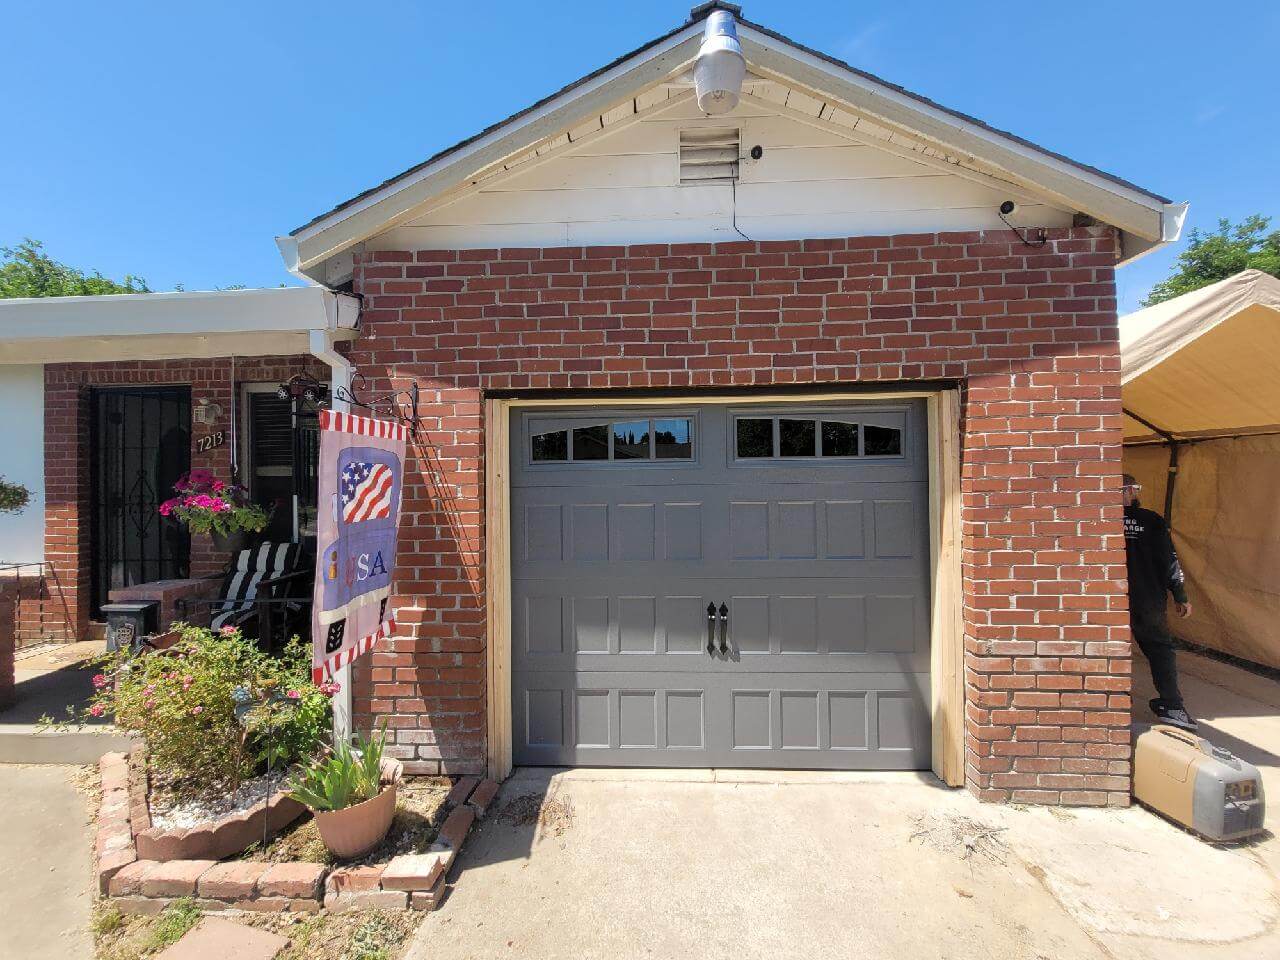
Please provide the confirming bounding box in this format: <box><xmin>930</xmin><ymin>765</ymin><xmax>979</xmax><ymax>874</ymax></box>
<box><xmin>288</xmin><ymin>24</ymin><xmax>705</xmax><ymax>272</ymax></box>
<box><xmin>0</xmin><ymin>287</ymin><xmax>359</xmax><ymax>363</ymax></box>
<box><xmin>1119</xmin><ymin>201</ymin><xmax>1190</xmax><ymax>265</ymax></box>
<box><xmin>737</xmin><ymin>26</ymin><xmax>1175</xmax><ymax>242</ymax></box>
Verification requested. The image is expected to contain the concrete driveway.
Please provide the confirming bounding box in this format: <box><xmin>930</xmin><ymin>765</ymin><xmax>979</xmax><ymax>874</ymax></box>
<box><xmin>0</xmin><ymin>764</ymin><xmax>95</xmax><ymax>960</ymax></box>
<box><xmin>409</xmin><ymin>651</ymin><xmax>1279</xmax><ymax>960</ymax></box>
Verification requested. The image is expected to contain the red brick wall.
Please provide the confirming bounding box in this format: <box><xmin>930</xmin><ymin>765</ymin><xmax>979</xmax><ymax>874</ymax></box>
<box><xmin>348</xmin><ymin>227</ymin><xmax>1133</xmax><ymax>804</ymax></box>
<box><xmin>43</xmin><ymin>355</ymin><xmax>329</xmax><ymax>641</ymax></box>
<box><xmin>0</xmin><ymin>573</ymin><xmax>48</xmax><ymax>706</ymax></box>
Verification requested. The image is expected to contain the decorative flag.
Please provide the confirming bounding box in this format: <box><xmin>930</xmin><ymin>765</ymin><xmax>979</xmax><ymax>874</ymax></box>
<box><xmin>312</xmin><ymin>409</ymin><xmax>408</xmax><ymax>683</ymax></box>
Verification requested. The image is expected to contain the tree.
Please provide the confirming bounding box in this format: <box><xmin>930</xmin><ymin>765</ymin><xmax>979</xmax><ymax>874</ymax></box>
<box><xmin>0</xmin><ymin>238</ymin><xmax>149</xmax><ymax>298</ymax></box>
<box><xmin>0</xmin><ymin>477</ymin><xmax>30</xmax><ymax>514</ymax></box>
<box><xmin>1142</xmin><ymin>215</ymin><xmax>1280</xmax><ymax>306</ymax></box>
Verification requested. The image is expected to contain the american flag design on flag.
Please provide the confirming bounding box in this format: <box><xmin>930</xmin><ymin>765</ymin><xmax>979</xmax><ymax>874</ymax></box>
<box><xmin>313</xmin><ymin>410</ymin><xmax>406</xmax><ymax>684</ymax></box>
<box><xmin>341</xmin><ymin>461</ymin><xmax>394</xmax><ymax>524</ymax></box>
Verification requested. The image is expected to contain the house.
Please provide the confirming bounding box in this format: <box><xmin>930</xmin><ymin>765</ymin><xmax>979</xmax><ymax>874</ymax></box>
<box><xmin>0</xmin><ymin>3</ymin><xmax>1188</xmax><ymax>806</ymax></box>
<box><xmin>1121</xmin><ymin>269</ymin><xmax>1280</xmax><ymax>671</ymax></box>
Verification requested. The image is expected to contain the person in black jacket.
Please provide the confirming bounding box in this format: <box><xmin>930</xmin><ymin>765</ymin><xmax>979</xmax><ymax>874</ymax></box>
<box><xmin>1122</xmin><ymin>473</ymin><xmax>1196</xmax><ymax>731</ymax></box>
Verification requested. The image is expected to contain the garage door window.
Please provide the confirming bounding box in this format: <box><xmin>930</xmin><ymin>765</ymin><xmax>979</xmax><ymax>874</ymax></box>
<box><xmin>735</xmin><ymin>415</ymin><xmax>902</xmax><ymax>459</ymax></box>
<box><xmin>531</xmin><ymin>416</ymin><xmax>694</xmax><ymax>463</ymax></box>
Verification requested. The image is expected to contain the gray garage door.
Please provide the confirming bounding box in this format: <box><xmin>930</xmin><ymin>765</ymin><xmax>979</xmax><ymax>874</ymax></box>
<box><xmin>510</xmin><ymin>400</ymin><xmax>931</xmax><ymax>769</ymax></box>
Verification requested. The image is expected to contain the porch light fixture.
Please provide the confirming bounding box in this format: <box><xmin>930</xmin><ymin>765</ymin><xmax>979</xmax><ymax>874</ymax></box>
<box><xmin>193</xmin><ymin>398</ymin><xmax>223</xmax><ymax>425</ymax></box>
<box><xmin>694</xmin><ymin>8</ymin><xmax>746</xmax><ymax>115</ymax></box>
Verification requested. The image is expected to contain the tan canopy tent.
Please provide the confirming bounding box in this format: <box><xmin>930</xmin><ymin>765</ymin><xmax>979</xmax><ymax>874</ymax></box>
<box><xmin>1121</xmin><ymin>269</ymin><xmax>1280</xmax><ymax>668</ymax></box>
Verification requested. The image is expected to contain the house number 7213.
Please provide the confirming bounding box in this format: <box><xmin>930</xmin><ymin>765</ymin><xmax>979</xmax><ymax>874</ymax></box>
<box><xmin>196</xmin><ymin>431</ymin><xmax>225</xmax><ymax>452</ymax></box>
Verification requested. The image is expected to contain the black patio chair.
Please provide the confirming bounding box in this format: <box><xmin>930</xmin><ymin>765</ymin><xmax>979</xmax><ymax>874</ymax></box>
<box><xmin>177</xmin><ymin>542</ymin><xmax>314</xmax><ymax>651</ymax></box>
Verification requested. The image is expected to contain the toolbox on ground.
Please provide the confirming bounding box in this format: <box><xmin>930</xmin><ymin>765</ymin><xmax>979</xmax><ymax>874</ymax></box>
<box><xmin>1133</xmin><ymin>724</ymin><xmax>1266</xmax><ymax>842</ymax></box>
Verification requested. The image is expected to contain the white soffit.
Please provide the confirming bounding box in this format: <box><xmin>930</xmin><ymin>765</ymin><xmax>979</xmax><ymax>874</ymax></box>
<box><xmin>0</xmin><ymin>286</ymin><xmax>359</xmax><ymax>364</ymax></box>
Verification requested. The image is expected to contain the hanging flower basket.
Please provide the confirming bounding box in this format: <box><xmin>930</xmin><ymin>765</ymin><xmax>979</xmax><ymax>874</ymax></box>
<box><xmin>159</xmin><ymin>470</ymin><xmax>270</xmax><ymax>542</ymax></box>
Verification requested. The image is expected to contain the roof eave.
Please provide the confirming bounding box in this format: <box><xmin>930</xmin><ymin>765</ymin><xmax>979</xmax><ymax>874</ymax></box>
<box><xmin>284</xmin><ymin>22</ymin><xmax>706</xmax><ymax>277</ymax></box>
<box><xmin>284</xmin><ymin>12</ymin><xmax>1181</xmax><ymax>280</ymax></box>
<box><xmin>736</xmin><ymin>24</ymin><xmax>1177</xmax><ymax>245</ymax></box>
<box><xmin>0</xmin><ymin>287</ymin><xmax>360</xmax><ymax>364</ymax></box>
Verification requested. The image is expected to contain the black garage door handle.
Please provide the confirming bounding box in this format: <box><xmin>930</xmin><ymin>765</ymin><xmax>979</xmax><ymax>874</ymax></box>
<box><xmin>706</xmin><ymin>603</ymin><xmax>717</xmax><ymax>656</ymax></box>
<box><xmin>718</xmin><ymin>603</ymin><xmax>729</xmax><ymax>654</ymax></box>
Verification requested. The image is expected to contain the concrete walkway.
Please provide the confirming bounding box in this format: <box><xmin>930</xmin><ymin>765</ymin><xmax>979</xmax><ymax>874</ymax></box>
<box><xmin>0</xmin><ymin>640</ymin><xmax>133</xmax><ymax>763</ymax></box>
<box><xmin>0</xmin><ymin>764</ymin><xmax>95</xmax><ymax>959</ymax></box>
<box><xmin>408</xmin><ymin>650</ymin><xmax>1279</xmax><ymax>960</ymax></box>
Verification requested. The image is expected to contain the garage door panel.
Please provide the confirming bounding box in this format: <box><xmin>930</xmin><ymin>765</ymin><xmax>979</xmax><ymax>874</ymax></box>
<box><xmin>517</xmin><ymin>579</ymin><xmax>926</xmax><ymax>663</ymax></box>
<box><xmin>511</xmin><ymin>400</ymin><xmax>931</xmax><ymax>770</ymax></box>
<box><xmin>568</xmin><ymin>503</ymin><xmax>609</xmax><ymax>562</ymax></box>
<box><xmin>515</xmin><ymin>485</ymin><xmax>926</xmax><ymax>577</ymax></box>
<box><xmin>514</xmin><ymin>579</ymin><xmax>928</xmax><ymax>670</ymax></box>
<box><xmin>514</xmin><ymin>679</ymin><xmax>713</xmax><ymax>763</ymax></box>
<box><xmin>724</xmin><ymin>678</ymin><xmax>930</xmax><ymax>762</ymax></box>
<box><xmin>512</xmin><ymin>673</ymin><xmax>929</xmax><ymax>768</ymax></box>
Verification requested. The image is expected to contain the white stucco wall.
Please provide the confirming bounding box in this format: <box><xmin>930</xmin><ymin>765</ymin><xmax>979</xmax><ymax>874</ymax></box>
<box><xmin>0</xmin><ymin>365</ymin><xmax>45</xmax><ymax>563</ymax></box>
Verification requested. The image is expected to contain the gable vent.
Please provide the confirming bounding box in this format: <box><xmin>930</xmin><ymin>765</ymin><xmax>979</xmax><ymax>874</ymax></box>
<box><xmin>679</xmin><ymin>127</ymin><xmax>740</xmax><ymax>184</ymax></box>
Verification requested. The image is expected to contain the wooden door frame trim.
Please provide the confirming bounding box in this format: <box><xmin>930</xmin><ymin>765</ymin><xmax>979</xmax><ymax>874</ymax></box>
<box><xmin>484</xmin><ymin>389</ymin><xmax>965</xmax><ymax>785</ymax></box>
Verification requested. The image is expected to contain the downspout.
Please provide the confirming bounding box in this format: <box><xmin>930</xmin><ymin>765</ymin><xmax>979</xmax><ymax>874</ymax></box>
<box><xmin>1123</xmin><ymin>407</ymin><xmax>1180</xmax><ymax>523</ymax></box>
<box><xmin>309</xmin><ymin>324</ymin><xmax>355</xmax><ymax>744</ymax></box>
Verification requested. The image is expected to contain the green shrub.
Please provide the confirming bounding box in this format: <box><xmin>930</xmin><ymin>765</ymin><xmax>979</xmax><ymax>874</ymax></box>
<box><xmin>81</xmin><ymin>626</ymin><xmax>334</xmax><ymax>798</ymax></box>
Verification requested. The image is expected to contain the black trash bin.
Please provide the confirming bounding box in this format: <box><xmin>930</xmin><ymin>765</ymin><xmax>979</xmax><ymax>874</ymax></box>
<box><xmin>101</xmin><ymin>602</ymin><xmax>158</xmax><ymax>652</ymax></box>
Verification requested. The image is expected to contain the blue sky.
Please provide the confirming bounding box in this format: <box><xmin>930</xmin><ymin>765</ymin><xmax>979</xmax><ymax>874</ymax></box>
<box><xmin>3</xmin><ymin>1</ymin><xmax>1276</xmax><ymax>313</ymax></box>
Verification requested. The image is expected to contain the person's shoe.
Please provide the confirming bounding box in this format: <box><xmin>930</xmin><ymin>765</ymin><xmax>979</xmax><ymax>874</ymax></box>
<box><xmin>1152</xmin><ymin>702</ymin><xmax>1198</xmax><ymax>732</ymax></box>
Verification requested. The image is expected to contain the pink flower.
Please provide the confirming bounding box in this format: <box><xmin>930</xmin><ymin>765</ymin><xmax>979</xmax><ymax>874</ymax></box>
<box><xmin>191</xmin><ymin>705</ymin><xmax>203</xmax><ymax>715</ymax></box>
<box><xmin>91</xmin><ymin>674</ymin><xmax>108</xmax><ymax>689</ymax></box>
<box><xmin>158</xmin><ymin>498</ymin><xmax>177</xmax><ymax>517</ymax></box>
<box><xmin>219</xmin><ymin>625</ymin><xmax>238</xmax><ymax>635</ymax></box>
<box><xmin>144</xmin><ymin>698</ymin><xmax>155</xmax><ymax>709</ymax></box>
<box><xmin>286</xmin><ymin>690</ymin><xmax>301</xmax><ymax>700</ymax></box>
<box><xmin>320</xmin><ymin>681</ymin><xmax>341</xmax><ymax>696</ymax></box>
<box><xmin>143</xmin><ymin>684</ymin><xmax>156</xmax><ymax>695</ymax></box>
<box><xmin>187</xmin><ymin>469</ymin><xmax>214</xmax><ymax>485</ymax></box>
<box><xmin>88</xmin><ymin>704</ymin><xmax>105</xmax><ymax>718</ymax></box>
<box><xmin>211</xmin><ymin>479</ymin><xmax>226</xmax><ymax>492</ymax></box>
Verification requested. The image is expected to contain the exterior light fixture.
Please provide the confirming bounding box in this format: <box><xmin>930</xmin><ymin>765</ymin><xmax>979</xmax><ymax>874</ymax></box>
<box><xmin>694</xmin><ymin>9</ymin><xmax>746</xmax><ymax>115</ymax></box>
<box><xmin>193</xmin><ymin>398</ymin><xmax>224</xmax><ymax>425</ymax></box>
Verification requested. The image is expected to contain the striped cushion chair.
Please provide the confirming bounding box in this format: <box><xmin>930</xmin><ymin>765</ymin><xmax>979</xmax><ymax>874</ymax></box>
<box><xmin>210</xmin><ymin>542</ymin><xmax>304</xmax><ymax>633</ymax></box>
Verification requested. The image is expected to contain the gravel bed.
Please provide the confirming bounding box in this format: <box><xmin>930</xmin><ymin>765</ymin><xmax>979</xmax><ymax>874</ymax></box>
<box><xmin>150</xmin><ymin>770</ymin><xmax>294</xmax><ymax>831</ymax></box>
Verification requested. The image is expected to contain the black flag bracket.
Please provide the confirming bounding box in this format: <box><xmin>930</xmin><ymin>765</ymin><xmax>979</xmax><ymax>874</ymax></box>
<box><xmin>278</xmin><ymin>372</ymin><xmax>422</xmax><ymax>439</ymax></box>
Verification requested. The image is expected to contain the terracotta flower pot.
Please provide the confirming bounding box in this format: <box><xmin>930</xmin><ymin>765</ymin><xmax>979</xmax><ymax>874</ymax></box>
<box><xmin>313</xmin><ymin>782</ymin><xmax>398</xmax><ymax>859</ymax></box>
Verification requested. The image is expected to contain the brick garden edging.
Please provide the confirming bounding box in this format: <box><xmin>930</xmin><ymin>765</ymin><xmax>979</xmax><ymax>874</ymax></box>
<box><xmin>94</xmin><ymin>750</ymin><xmax>498</xmax><ymax>914</ymax></box>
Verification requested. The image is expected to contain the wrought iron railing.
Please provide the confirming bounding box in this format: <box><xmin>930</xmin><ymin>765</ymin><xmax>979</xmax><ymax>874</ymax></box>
<box><xmin>0</xmin><ymin>562</ymin><xmax>52</xmax><ymax>648</ymax></box>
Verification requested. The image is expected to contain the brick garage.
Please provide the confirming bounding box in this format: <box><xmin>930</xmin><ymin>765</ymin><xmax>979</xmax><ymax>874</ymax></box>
<box><xmin>42</xmin><ymin>355</ymin><xmax>330</xmax><ymax>642</ymax></box>
<box><xmin>346</xmin><ymin>227</ymin><xmax>1132</xmax><ymax>805</ymax></box>
<box><xmin>13</xmin><ymin>7</ymin><xmax>1183</xmax><ymax>810</ymax></box>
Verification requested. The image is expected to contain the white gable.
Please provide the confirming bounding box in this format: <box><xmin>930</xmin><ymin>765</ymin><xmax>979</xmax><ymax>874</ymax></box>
<box><xmin>284</xmin><ymin>9</ymin><xmax>1182</xmax><ymax>284</ymax></box>
<box><xmin>367</xmin><ymin>90</ymin><xmax>1072</xmax><ymax>253</ymax></box>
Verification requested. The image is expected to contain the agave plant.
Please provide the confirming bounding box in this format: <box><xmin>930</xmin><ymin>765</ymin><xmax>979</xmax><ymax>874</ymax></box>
<box><xmin>288</xmin><ymin>724</ymin><xmax>387</xmax><ymax>812</ymax></box>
